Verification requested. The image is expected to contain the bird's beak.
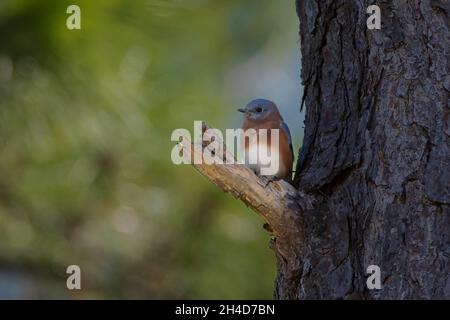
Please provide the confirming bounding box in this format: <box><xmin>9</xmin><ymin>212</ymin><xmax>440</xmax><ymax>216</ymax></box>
<box><xmin>237</xmin><ymin>108</ymin><xmax>246</xmax><ymax>113</ymax></box>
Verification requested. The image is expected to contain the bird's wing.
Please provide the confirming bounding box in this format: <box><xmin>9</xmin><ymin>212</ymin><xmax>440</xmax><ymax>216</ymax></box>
<box><xmin>280</xmin><ymin>121</ymin><xmax>294</xmax><ymax>159</ymax></box>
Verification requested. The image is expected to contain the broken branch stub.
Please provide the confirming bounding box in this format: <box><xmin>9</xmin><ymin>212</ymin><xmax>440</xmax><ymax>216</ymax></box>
<box><xmin>177</xmin><ymin>123</ymin><xmax>314</xmax><ymax>241</ymax></box>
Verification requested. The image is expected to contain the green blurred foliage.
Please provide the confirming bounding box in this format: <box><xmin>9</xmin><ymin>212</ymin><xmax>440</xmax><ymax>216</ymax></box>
<box><xmin>0</xmin><ymin>0</ymin><xmax>298</xmax><ymax>298</ymax></box>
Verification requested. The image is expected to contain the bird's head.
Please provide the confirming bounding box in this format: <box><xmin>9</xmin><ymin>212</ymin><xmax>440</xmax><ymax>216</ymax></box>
<box><xmin>237</xmin><ymin>99</ymin><xmax>280</xmax><ymax>121</ymax></box>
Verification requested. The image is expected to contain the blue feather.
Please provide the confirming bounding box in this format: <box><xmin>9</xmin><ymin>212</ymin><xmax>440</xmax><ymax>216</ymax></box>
<box><xmin>280</xmin><ymin>121</ymin><xmax>294</xmax><ymax>159</ymax></box>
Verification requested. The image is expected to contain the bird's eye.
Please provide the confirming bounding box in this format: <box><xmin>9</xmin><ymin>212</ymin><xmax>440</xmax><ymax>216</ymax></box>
<box><xmin>256</xmin><ymin>107</ymin><xmax>262</xmax><ymax>113</ymax></box>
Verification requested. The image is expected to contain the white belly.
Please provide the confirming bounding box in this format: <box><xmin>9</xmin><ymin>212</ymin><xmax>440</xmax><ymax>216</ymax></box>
<box><xmin>244</xmin><ymin>143</ymin><xmax>282</xmax><ymax>177</ymax></box>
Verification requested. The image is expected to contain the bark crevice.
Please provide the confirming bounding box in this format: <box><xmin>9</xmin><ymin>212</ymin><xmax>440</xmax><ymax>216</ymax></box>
<box><xmin>185</xmin><ymin>0</ymin><xmax>449</xmax><ymax>299</ymax></box>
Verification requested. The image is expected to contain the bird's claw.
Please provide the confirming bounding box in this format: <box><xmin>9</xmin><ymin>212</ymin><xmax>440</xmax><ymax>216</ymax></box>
<box><xmin>260</xmin><ymin>175</ymin><xmax>279</xmax><ymax>188</ymax></box>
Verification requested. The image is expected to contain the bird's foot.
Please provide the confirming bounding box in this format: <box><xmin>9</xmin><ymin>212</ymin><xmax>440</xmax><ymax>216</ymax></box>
<box><xmin>259</xmin><ymin>175</ymin><xmax>279</xmax><ymax>188</ymax></box>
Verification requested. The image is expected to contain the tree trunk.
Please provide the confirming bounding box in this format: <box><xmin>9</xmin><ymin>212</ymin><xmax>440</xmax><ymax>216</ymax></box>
<box><xmin>283</xmin><ymin>0</ymin><xmax>449</xmax><ymax>299</ymax></box>
<box><xmin>184</xmin><ymin>0</ymin><xmax>449</xmax><ymax>300</ymax></box>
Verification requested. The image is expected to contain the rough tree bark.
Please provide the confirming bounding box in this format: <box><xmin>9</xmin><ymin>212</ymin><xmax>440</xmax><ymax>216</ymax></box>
<box><xmin>292</xmin><ymin>0</ymin><xmax>449</xmax><ymax>299</ymax></box>
<box><xmin>182</xmin><ymin>0</ymin><xmax>449</xmax><ymax>299</ymax></box>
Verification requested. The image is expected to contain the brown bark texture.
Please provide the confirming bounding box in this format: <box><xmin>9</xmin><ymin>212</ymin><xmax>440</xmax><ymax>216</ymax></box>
<box><xmin>184</xmin><ymin>0</ymin><xmax>449</xmax><ymax>299</ymax></box>
<box><xmin>292</xmin><ymin>0</ymin><xmax>449</xmax><ymax>299</ymax></box>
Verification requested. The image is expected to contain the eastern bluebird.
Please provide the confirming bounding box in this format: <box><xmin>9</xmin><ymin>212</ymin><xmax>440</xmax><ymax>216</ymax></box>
<box><xmin>238</xmin><ymin>99</ymin><xmax>294</xmax><ymax>181</ymax></box>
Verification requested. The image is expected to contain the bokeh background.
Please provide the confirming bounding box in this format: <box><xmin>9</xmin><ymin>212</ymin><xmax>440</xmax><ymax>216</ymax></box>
<box><xmin>0</xmin><ymin>0</ymin><xmax>304</xmax><ymax>299</ymax></box>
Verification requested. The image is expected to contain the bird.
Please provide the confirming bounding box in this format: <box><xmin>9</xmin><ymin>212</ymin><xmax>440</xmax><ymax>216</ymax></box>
<box><xmin>237</xmin><ymin>99</ymin><xmax>293</xmax><ymax>181</ymax></box>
